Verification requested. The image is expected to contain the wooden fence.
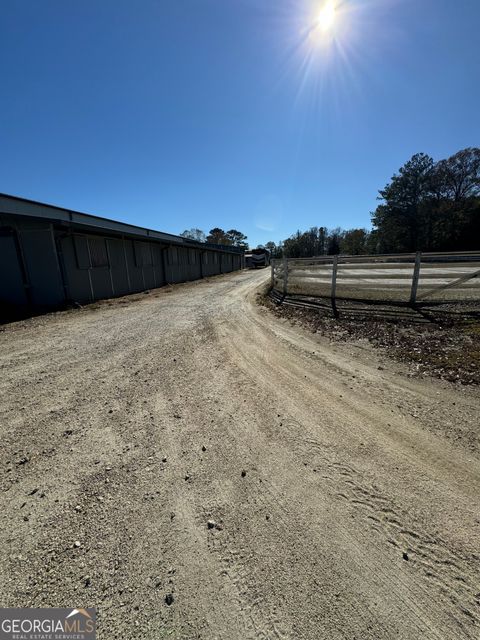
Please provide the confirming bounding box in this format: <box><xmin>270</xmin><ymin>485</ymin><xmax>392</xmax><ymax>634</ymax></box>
<box><xmin>271</xmin><ymin>252</ymin><xmax>480</xmax><ymax>305</ymax></box>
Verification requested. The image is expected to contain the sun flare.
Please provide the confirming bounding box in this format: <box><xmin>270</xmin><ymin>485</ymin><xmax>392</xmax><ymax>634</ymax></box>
<box><xmin>317</xmin><ymin>0</ymin><xmax>336</xmax><ymax>32</ymax></box>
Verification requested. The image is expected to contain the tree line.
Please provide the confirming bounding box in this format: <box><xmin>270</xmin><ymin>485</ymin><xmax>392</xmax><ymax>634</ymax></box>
<box><xmin>265</xmin><ymin>147</ymin><xmax>480</xmax><ymax>258</ymax></box>
<box><xmin>180</xmin><ymin>227</ymin><xmax>248</xmax><ymax>249</ymax></box>
<box><xmin>263</xmin><ymin>227</ymin><xmax>376</xmax><ymax>258</ymax></box>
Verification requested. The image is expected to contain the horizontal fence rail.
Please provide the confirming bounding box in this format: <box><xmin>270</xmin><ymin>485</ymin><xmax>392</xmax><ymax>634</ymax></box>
<box><xmin>271</xmin><ymin>252</ymin><xmax>480</xmax><ymax>305</ymax></box>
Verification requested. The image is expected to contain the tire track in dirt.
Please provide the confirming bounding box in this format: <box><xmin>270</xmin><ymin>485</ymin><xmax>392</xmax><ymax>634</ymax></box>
<box><xmin>209</xmin><ymin>282</ymin><xmax>480</xmax><ymax>639</ymax></box>
<box><xmin>155</xmin><ymin>315</ymin><xmax>451</xmax><ymax>638</ymax></box>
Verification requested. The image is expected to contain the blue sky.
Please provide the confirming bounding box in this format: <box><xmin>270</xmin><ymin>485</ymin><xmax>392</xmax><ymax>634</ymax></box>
<box><xmin>1</xmin><ymin>1</ymin><xmax>479</xmax><ymax>248</ymax></box>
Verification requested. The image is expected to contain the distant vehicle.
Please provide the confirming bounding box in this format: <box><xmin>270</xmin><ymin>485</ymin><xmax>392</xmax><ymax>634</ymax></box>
<box><xmin>245</xmin><ymin>248</ymin><xmax>270</xmax><ymax>269</ymax></box>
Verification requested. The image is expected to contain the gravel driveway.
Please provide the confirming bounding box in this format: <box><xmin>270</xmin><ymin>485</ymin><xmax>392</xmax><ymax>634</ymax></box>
<box><xmin>1</xmin><ymin>269</ymin><xmax>479</xmax><ymax>639</ymax></box>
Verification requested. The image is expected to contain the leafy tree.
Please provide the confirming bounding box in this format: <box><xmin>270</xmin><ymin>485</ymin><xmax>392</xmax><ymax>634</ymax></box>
<box><xmin>283</xmin><ymin>230</ymin><xmax>302</xmax><ymax>258</ymax></box>
<box><xmin>340</xmin><ymin>229</ymin><xmax>369</xmax><ymax>255</ymax></box>
<box><xmin>205</xmin><ymin>227</ymin><xmax>249</xmax><ymax>247</ymax></box>
<box><xmin>281</xmin><ymin>227</ymin><xmax>330</xmax><ymax>258</ymax></box>
<box><xmin>206</xmin><ymin>228</ymin><xmax>229</xmax><ymax>245</ymax></box>
<box><xmin>434</xmin><ymin>147</ymin><xmax>480</xmax><ymax>202</ymax></box>
<box><xmin>264</xmin><ymin>241</ymin><xmax>281</xmax><ymax>257</ymax></box>
<box><xmin>318</xmin><ymin>227</ymin><xmax>327</xmax><ymax>255</ymax></box>
<box><xmin>365</xmin><ymin>229</ymin><xmax>379</xmax><ymax>254</ymax></box>
<box><xmin>272</xmin><ymin>241</ymin><xmax>284</xmax><ymax>258</ymax></box>
<box><xmin>429</xmin><ymin>148</ymin><xmax>480</xmax><ymax>251</ymax></box>
<box><xmin>280</xmin><ymin>227</ymin><xmax>342</xmax><ymax>257</ymax></box>
<box><xmin>180</xmin><ymin>228</ymin><xmax>206</xmax><ymax>242</ymax></box>
<box><xmin>327</xmin><ymin>228</ymin><xmax>343</xmax><ymax>255</ymax></box>
<box><xmin>372</xmin><ymin>148</ymin><xmax>480</xmax><ymax>252</ymax></box>
<box><xmin>372</xmin><ymin>153</ymin><xmax>435</xmax><ymax>252</ymax></box>
<box><xmin>226</xmin><ymin>229</ymin><xmax>248</xmax><ymax>249</ymax></box>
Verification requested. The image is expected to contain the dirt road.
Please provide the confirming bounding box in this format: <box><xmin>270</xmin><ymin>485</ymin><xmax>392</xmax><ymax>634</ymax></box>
<box><xmin>1</xmin><ymin>270</ymin><xmax>479</xmax><ymax>639</ymax></box>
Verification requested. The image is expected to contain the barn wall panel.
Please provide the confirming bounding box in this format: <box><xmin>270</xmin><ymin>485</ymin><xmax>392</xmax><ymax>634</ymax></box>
<box><xmin>151</xmin><ymin>245</ymin><xmax>166</xmax><ymax>287</ymax></box>
<box><xmin>60</xmin><ymin>235</ymin><xmax>93</xmax><ymax>303</ymax></box>
<box><xmin>107</xmin><ymin>238</ymin><xmax>130</xmax><ymax>296</ymax></box>
<box><xmin>0</xmin><ymin>233</ymin><xmax>28</xmax><ymax>306</ymax></box>
<box><xmin>124</xmin><ymin>240</ymin><xmax>144</xmax><ymax>292</ymax></box>
<box><xmin>14</xmin><ymin>223</ymin><xmax>64</xmax><ymax>306</ymax></box>
<box><xmin>90</xmin><ymin>266</ymin><xmax>113</xmax><ymax>300</ymax></box>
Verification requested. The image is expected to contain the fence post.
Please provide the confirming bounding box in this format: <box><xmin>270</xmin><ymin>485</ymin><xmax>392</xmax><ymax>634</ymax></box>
<box><xmin>331</xmin><ymin>255</ymin><xmax>338</xmax><ymax>300</ymax></box>
<box><xmin>410</xmin><ymin>251</ymin><xmax>421</xmax><ymax>304</ymax></box>
<box><xmin>271</xmin><ymin>260</ymin><xmax>274</xmax><ymax>290</ymax></box>
<box><xmin>331</xmin><ymin>255</ymin><xmax>339</xmax><ymax>318</ymax></box>
<box><xmin>283</xmin><ymin>255</ymin><xmax>288</xmax><ymax>296</ymax></box>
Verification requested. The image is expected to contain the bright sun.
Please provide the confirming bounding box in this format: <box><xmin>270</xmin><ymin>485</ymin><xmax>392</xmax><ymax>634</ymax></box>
<box><xmin>317</xmin><ymin>0</ymin><xmax>336</xmax><ymax>32</ymax></box>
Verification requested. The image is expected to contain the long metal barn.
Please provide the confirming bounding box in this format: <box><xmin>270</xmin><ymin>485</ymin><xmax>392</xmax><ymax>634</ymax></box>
<box><xmin>0</xmin><ymin>193</ymin><xmax>244</xmax><ymax>319</ymax></box>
